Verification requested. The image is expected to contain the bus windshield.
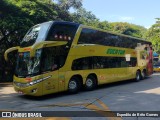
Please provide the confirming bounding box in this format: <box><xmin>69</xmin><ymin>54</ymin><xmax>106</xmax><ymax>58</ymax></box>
<box><xmin>15</xmin><ymin>49</ymin><xmax>42</xmax><ymax>77</ymax></box>
<box><xmin>20</xmin><ymin>21</ymin><xmax>53</xmax><ymax>47</ymax></box>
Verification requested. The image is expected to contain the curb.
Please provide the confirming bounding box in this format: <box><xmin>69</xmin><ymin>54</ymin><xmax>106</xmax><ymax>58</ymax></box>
<box><xmin>0</xmin><ymin>82</ymin><xmax>13</xmax><ymax>87</ymax></box>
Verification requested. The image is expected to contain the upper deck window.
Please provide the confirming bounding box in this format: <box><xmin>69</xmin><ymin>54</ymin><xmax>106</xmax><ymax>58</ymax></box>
<box><xmin>78</xmin><ymin>28</ymin><xmax>151</xmax><ymax>49</ymax></box>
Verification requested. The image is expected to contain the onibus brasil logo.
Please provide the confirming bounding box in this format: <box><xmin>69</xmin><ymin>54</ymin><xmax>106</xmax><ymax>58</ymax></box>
<box><xmin>1</xmin><ymin>112</ymin><xmax>42</xmax><ymax>118</ymax></box>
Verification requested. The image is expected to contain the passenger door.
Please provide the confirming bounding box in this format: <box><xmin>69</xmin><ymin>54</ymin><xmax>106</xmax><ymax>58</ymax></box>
<box><xmin>41</xmin><ymin>47</ymin><xmax>60</xmax><ymax>95</ymax></box>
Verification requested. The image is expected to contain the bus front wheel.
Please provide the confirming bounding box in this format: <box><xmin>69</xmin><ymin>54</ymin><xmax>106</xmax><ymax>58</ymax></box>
<box><xmin>85</xmin><ymin>75</ymin><xmax>97</xmax><ymax>91</ymax></box>
<box><xmin>68</xmin><ymin>77</ymin><xmax>80</xmax><ymax>94</ymax></box>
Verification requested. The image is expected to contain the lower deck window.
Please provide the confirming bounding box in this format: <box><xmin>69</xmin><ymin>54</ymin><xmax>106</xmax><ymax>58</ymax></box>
<box><xmin>72</xmin><ymin>56</ymin><xmax>137</xmax><ymax>70</ymax></box>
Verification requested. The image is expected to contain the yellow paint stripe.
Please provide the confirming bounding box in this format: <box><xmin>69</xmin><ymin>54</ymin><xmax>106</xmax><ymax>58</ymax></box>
<box><xmin>84</xmin><ymin>103</ymin><xmax>104</xmax><ymax>111</ymax></box>
<box><xmin>96</xmin><ymin>100</ymin><xmax>122</xmax><ymax>120</ymax></box>
<box><xmin>84</xmin><ymin>101</ymin><xmax>122</xmax><ymax>120</ymax></box>
<box><xmin>97</xmin><ymin>99</ymin><xmax>110</xmax><ymax>111</ymax></box>
<box><xmin>85</xmin><ymin>104</ymin><xmax>114</xmax><ymax>120</ymax></box>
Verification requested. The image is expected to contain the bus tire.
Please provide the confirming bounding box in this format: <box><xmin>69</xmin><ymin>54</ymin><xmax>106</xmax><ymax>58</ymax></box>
<box><xmin>85</xmin><ymin>75</ymin><xmax>97</xmax><ymax>91</ymax></box>
<box><xmin>68</xmin><ymin>77</ymin><xmax>80</xmax><ymax>94</ymax></box>
<box><xmin>135</xmin><ymin>71</ymin><xmax>141</xmax><ymax>82</ymax></box>
<box><xmin>141</xmin><ymin>70</ymin><xmax>146</xmax><ymax>80</ymax></box>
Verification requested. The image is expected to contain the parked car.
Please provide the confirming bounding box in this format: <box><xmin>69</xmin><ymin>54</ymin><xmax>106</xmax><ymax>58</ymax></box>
<box><xmin>153</xmin><ymin>61</ymin><xmax>160</xmax><ymax>72</ymax></box>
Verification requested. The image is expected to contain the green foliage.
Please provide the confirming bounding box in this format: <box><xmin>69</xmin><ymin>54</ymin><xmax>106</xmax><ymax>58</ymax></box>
<box><xmin>0</xmin><ymin>0</ymin><xmax>58</xmax><ymax>49</ymax></box>
<box><xmin>0</xmin><ymin>0</ymin><xmax>32</xmax><ymax>51</ymax></box>
<box><xmin>110</xmin><ymin>22</ymin><xmax>147</xmax><ymax>38</ymax></box>
<box><xmin>57</xmin><ymin>0</ymin><xmax>82</xmax><ymax>11</ymax></box>
<box><xmin>97</xmin><ymin>21</ymin><xmax>112</xmax><ymax>31</ymax></box>
<box><xmin>72</xmin><ymin>8</ymin><xmax>99</xmax><ymax>26</ymax></box>
<box><xmin>0</xmin><ymin>0</ymin><xmax>58</xmax><ymax>82</ymax></box>
<box><xmin>9</xmin><ymin>0</ymin><xmax>57</xmax><ymax>23</ymax></box>
<box><xmin>145</xmin><ymin>18</ymin><xmax>160</xmax><ymax>53</ymax></box>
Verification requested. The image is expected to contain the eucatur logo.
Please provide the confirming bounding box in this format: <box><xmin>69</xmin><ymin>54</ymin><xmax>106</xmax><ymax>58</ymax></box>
<box><xmin>106</xmin><ymin>48</ymin><xmax>125</xmax><ymax>55</ymax></box>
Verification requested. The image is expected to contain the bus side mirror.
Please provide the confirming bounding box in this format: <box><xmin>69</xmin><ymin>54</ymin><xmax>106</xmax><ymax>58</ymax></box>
<box><xmin>4</xmin><ymin>46</ymin><xmax>19</xmax><ymax>61</ymax></box>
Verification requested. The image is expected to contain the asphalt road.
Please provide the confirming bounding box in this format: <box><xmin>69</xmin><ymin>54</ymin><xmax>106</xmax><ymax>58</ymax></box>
<box><xmin>0</xmin><ymin>73</ymin><xmax>160</xmax><ymax>120</ymax></box>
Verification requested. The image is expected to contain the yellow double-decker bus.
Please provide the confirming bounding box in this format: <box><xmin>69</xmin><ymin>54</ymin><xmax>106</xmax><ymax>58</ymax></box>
<box><xmin>4</xmin><ymin>21</ymin><xmax>153</xmax><ymax>96</ymax></box>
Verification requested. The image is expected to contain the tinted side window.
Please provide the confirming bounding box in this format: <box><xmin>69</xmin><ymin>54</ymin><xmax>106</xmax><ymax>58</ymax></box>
<box><xmin>93</xmin><ymin>57</ymin><xmax>103</xmax><ymax>69</ymax></box>
<box><xmin>78</xmin><ymin>28</ymin><xmax>115</xmax><ymax>46</ymax></box>
<box><xmin>72</xmin><ymin>56</ymin><xmax>137</xmax><ymax>70</ymax></box>
<box><xmin>120</xmin><ymin>57</ymin><xmax>128</xmax><ymax>67</ymax></box>
<box><xmin>78</xmin><ymin>29</ymin><xmax>96</xmax><ymax>44</ymax></box>
<box><xmin>72</xmin><ymin>57</ymin><xmax>92</xmax><ymax>70</ymax></box>
<box><xmin>129</xmin><ymin>58</ymin><xmax>137</xmax><ymax>67</ymax></box>
<box><xmin>41</xmin><ymin>46</ymin><xmax>67</xmax><ymax>72</ymax></box>
<box><xmin>78</xmin><ymin>28</ymin><xmax>136</xmax><ymax>48</ymax></box>
<box><xmin>78</xmin><ymin>28</ymin><xmax>150</xmax><ymax>49</ymax></box>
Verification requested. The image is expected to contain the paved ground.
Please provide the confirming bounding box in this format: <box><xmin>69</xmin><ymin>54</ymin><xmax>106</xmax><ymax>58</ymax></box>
<box><xmin>0</xmin><ymin>73</ymin><xmax>160</xmax><ymax>120</ymax></box>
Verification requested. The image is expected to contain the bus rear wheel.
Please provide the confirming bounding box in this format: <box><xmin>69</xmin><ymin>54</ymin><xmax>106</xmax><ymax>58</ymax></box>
<box><xmin>85</xmin><ymin>75</ymin><xmax>97</xmax><ymax>91</ymax></box>
<box><xmin>135</xmin><ymin>71</ymin><xmax>141</xmax><ymax>82</ymax></box>
<box><xmin>141</xmin><ymin>70</ymin><xmax>146</xmax><ymax>80</ymax></box>
<box><xmin>68</xmin><ymin>77</ymin><xmax>80</xmax><ymax>94</ymax></box>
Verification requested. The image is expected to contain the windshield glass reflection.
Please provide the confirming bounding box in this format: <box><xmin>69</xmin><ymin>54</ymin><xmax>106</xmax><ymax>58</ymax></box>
<box><xmin>15</xmin><ymin>49</ymin><xmax>42</xmax><ymax>77</ymax></box>
<box><xmin>20</xmin><ymin>21</ymin><xmax>53</xmax><ymax>47</ymax></box>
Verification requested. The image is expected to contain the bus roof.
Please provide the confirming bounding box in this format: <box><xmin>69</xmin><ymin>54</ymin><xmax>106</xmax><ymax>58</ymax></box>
<box><xmin>53</xmin><ymin>21</ymin><xmax>80</xmax><ymax>27</ymax></box>
<box><xmin>35</xmin><ymin>21</ymin><xmax>80</xmax><ymax>29</ymax></box>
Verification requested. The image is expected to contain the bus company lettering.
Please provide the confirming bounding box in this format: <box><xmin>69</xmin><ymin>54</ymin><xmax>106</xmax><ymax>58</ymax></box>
<box><xmin>106</xmin><ymin>48</ymin><xmax>125</xmax><ymax>55</ymax></box>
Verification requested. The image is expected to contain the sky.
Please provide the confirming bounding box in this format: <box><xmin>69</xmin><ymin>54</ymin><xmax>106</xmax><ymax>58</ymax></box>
<box><xmin>82</xmin><ymin>0</ymin><xmax>160</xmax><ymax>28</ymax></box>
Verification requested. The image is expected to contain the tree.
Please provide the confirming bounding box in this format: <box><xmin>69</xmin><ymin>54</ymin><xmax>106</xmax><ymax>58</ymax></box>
<box><xmin>72</xmin><ymin>8</ymin><xmax>99</xmax><ymax>26</ymax></box>
<box><xmin>97</xmin><ymin>21</ymin><xmax>112</xmax><ymax>31</ymax></box>
<box><xmin>145</xmin><ymin>18</ymin><xmax>160</xmax><ymax>53</ymax></box>
<box><xmin>57</xmin><ymin>0</ymin><xmax>82</xmax><ymax>11</ymax></box>
<box><xmin>0</xmin><ymin>0</ymin><xmax>58</xmax><ymax>82</ymax></box>
<box><xmin>110</xmin><ymin>22</ymin><xmax>147</xmax><ymax>38</ymax></box>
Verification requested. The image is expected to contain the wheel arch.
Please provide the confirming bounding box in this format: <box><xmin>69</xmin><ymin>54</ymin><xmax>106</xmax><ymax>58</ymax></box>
<box><xmin>137</xmin><ymin>69</ymin><xmax>141</xmax><ymax>75</ymax></box>
<box><xmin>69</xmin><ymin>74</ymin><xmax>83</xmax><ymax>88</ymax></box>
<box><xmin>87</xmin><ymin>73</ymin><xmax>98</xmax><ymax>85</ymax></box>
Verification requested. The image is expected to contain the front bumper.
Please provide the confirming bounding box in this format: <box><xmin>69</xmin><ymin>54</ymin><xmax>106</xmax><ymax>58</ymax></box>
<box><xmin>13</xmin><ymin>82</ymin><xmax>43</xmax><ymax>96</ymax></box>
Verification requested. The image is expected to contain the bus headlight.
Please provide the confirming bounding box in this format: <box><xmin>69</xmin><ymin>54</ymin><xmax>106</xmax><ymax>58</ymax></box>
<box><xmin>14</xmin><ymin>81</ymin><xmax>30</xmax><ymax>87</ymax></box>
<box><xmin>29</xmin><ymin>82</ymin><xmax>34</xmax><ymax>85</ymax></box>
<box><xmin>14</xmin><ymin>75</ymin><xmax>51</xmax><ymax>88</ymax></box>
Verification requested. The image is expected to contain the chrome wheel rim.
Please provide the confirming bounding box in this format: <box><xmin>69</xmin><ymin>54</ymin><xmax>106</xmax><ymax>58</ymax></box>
<box><xmin>69</xmin><ymin>81</ymin><xmax>77</xmax><ymax>90</ymax></box>
<box><xmin>86</xmin><ymin>78</ymin><xmax>93</xmax><ymax>87</ymax></box>
<box><xmin>137</xmin><ymin>73</ymin><xmax>140</xmax><ymax>81</ymax></box>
